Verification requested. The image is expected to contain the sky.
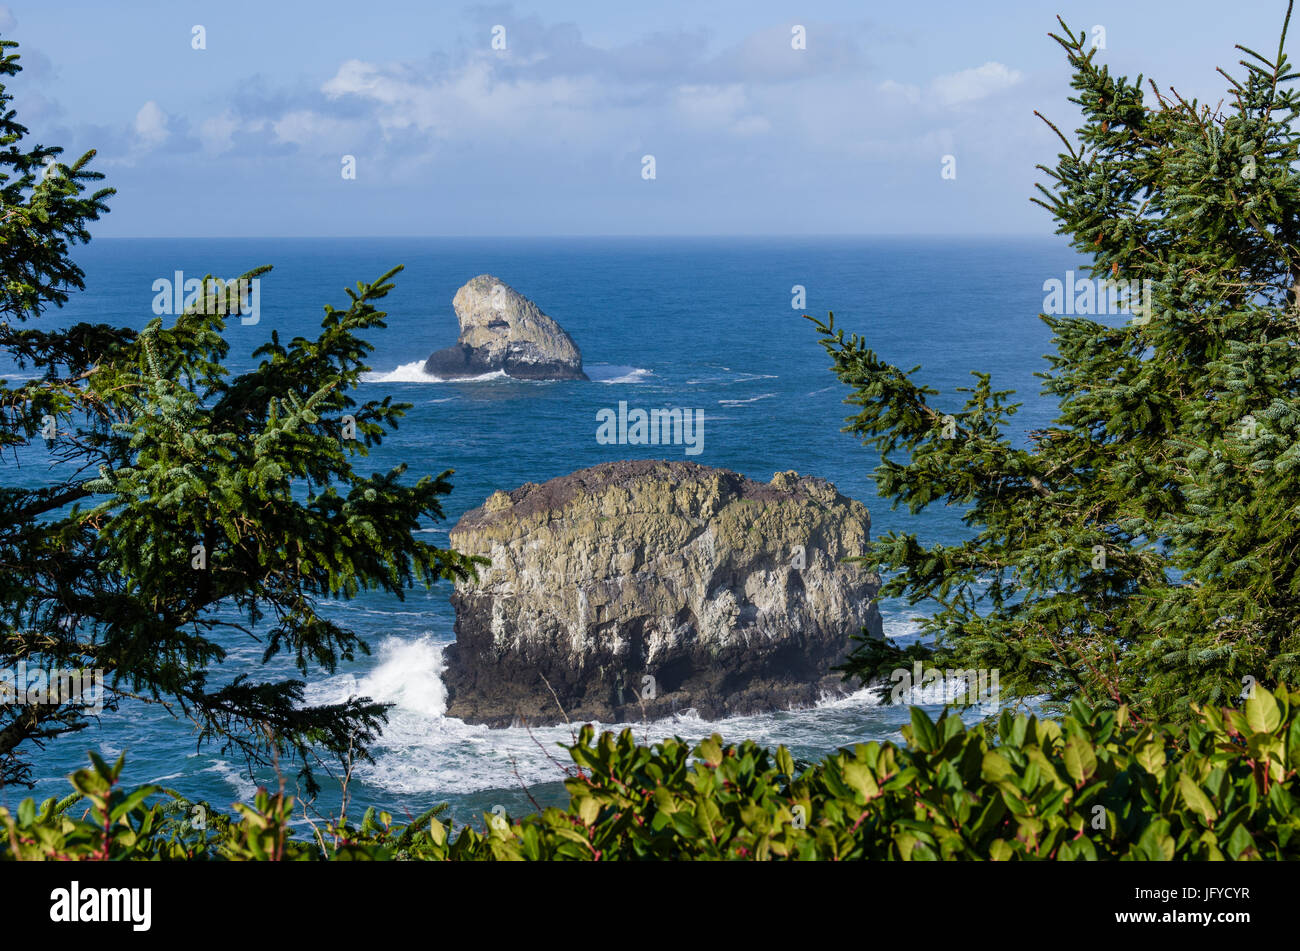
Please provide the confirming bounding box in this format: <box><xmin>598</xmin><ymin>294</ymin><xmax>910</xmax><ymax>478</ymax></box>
<box><xmin>3</xmin><ymin>0</ymin><xmax>1295</xmax><ymax>236</ymax></box>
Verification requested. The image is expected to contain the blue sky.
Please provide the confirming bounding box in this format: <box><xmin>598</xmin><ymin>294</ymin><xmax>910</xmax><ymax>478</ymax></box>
<box><xmin>5</xmin><ymin>1</ymin><xmax>1294</xmax><ymax>236</ymax></box>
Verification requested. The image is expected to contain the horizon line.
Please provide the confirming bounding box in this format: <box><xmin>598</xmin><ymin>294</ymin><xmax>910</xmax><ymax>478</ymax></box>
<box><xmin>89</xmin><ymin>231</ymin><xmax>1061</xmax><ymax>241</ymax></box>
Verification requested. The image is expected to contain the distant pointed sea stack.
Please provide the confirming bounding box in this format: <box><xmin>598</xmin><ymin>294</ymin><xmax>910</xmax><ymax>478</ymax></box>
<box><xmin>423</xmin><ymin>275</ymin><xmax>587</xmax><ymax>381</ymax></box>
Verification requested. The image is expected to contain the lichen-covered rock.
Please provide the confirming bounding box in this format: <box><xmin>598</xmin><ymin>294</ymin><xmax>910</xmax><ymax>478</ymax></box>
<box><xmin>423</xmin><ymin>275</ymin><xmax>586</xmax><ymax>380</ymax></box>
<box><xmin>442</xmin><ymin>460</ymin><xmax>883</xmax><ymax>726</ymax></box>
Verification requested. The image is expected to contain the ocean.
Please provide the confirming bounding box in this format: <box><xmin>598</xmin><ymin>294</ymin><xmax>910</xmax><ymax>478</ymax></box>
<box><xmin>1</xmin><ymin>235</ymin><xmax>1080</xmax><ymax>825</ymax></box>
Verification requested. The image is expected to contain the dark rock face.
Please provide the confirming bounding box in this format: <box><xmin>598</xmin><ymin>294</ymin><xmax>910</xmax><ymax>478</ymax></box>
<box><xmin>422</xmin><ymin>343</ymin><xmax>491</xmax><ymax>378</ymax></box>
<box><xmin>422</xmin><ymin>274</ymin><xmax>587</xmax><ymax>381</ymax></box>
<box><xmin>442</xmin><ymin>460</ymin><xmax>883</xmax><ymax>727</ymax></box>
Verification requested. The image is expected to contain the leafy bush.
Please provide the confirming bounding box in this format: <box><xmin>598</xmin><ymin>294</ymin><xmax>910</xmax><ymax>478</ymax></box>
<box><xmin>6</xmin><ymin>686</ymin><xmax>1297</xmax><ymax>860</ymax></box>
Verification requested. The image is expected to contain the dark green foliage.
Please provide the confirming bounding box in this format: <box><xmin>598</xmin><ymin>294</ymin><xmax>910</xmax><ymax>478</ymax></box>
<box><xmin>818</xmin><ymin>7</ymin><xmax>1300</xmax><ymax>723</ymax></box>
<box><xmin>0</xmin><ymin>40</ymin><xmax>112</xmax><ymax>326</ymax></box>
<box><xmin>0</xmin><ymin>35</ymin><xmax>480</xmax><ymax>791</ymax></box>
<box><xmin>6</xmin><ymin>685</ymin><xmax>1297</xmax><ymax>860</ymax></box>
<box><xmin>835</xmin><ymin>633</ymin><xmax>934</xmax><ymax>687</ymax></box>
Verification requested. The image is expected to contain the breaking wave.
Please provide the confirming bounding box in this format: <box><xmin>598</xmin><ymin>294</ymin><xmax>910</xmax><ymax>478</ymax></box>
<box><xmin>304</xmin><ymin>635</ymin><xmax>936</xmax><ymax>797</ymax></box>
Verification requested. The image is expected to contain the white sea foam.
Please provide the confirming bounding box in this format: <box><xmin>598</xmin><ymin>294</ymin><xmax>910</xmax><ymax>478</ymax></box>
<box><xmin>361</xmin><ymin>361</ymin><xmax>509</xmax><ymax>384</ymax></box>
<box><xmin>687</xmin><ymin>369</ymin><xmax>779</xmax><ymax>386</ymax></box>
<box><xmin>361</xmin><ymin>361</ymin><xmax>437</xmax><ymax>383</ymax></box>
<box><xmin>363</xmin><ymin>360</ymin><xmax>650</xmax><ymax>385</ymax></box>
<box><xmin>816</xmin><ymin>686</ymin><xmax>885</xmax><ymax>709</ymax></box>
<box><xmin>307</xmin><ymin>636</ymin><xmax>447</xmax><ymax>718</ymax></box>
<box><xmin>303</xmin><ymin>635</ymin><xmax>903</xmax><ymax>796</ymax></box>
<box><xmin>587</xmin><ymin>364</ymin><xmax>653</xmax><ymax>384</ymax></box>
<box><xmin>881</xmin><ymin>614</ymin><xmax>926</xmax><ymax>642</ymax></box>
<box><xmin>204</xmin><ymin>760</ymin><xmax>259</xmax><ymax>800</ymax></box>
<box><xmin>897</xmin><ymin>678</ymin><xmax>990</xmax><ymax>707</ymax></box>
<box><xmin>718</xmin><ymin>393</ymin><xmax>777</xmax><ymax>406</ymax></box>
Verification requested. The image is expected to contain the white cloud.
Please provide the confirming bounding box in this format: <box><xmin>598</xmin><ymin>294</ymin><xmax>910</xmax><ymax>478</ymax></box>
<box><xmin>320</xmin><ymin>56</ymin><xmax>613</xmax><ymax>151</ymax></box>
<box><xmin>322</xmin><ymin>59</ymin><xmax>399</xmax><ymax>104</ymax></box>
<box><xmin>271</xmin><ymin>109</ymin><xmax>363</xmax><ymax>149</ymax></box>
<box><xmin>185</xmin><ymin>20</ymin><xmax>1024</xmax><ymax>194</ymax></box>
<box><xmin>730</xmin><ymin>114</ymin><xmax>771</xmax><ymax>136</ymax></box>
<box><xmin>198</xmin><ymin>111</ymin><xmax>242</xmax><ymax>154</ymax></box>
<box><xmin>930</xmin><ymin>61</ymin><xmax>1022</xmax><ymax>106</ymax></box>
<box><xmin>878</xmin><ymin>79</ymin><xmax>921</xmax><ymax>106</ymax></box>
<box><xmin>133</xmin><ymin>100</ymin><xmax>170</xmax><ymax>149</ymax></box>
<box><xmin>875</xmin><ymin>62</ymin><xmax>1023</xmax><ymax>113</ymax></box>
<box><xmin>674</xmin><ymin>85</ymin><xmax>772</xmax><ymax>137</ymax></box>
<box><xmin>675</xmin><ymin>84</ymin><xmax>746</xmax><ymax>125</ymax></box>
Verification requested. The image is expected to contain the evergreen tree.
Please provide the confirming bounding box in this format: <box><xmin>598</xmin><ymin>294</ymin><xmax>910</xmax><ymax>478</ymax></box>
<box><xmin>818</xmin><ymin>5</ymin><xmax>1300</xmax><ymax>723</ymax></box>
<box><xmin>0</xmin><ymin>37</ymin><xmax>479</xmax><ymax>789</ymax></box>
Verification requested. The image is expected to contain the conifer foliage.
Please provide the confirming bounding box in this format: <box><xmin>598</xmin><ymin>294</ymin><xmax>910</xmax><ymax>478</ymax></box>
<box><xmin>0</xmin><ymin>37</ymin><xmax>479</xmax><ymax>789</ymax></box>
<box><xmin>818</xmin><ymin>6</ymin><xmax>1300</xmax><ymax>722</ymax></box>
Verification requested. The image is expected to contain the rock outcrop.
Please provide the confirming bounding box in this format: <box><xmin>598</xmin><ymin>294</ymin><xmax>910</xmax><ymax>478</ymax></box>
<box><xmin>442</xmin><ymin>460</ymin><xmax>883</xmax><ymax>726</ymax></box>
<box><xmin>423</xmin><ymin>275</ymin><xmax>587</xmax><ymax>381</ymax></box>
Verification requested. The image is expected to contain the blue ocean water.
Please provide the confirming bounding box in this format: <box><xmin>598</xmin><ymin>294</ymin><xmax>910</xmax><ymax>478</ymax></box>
<box><xmin>2</xmin><ymin>235</ymin><xmax>1078</xmax><ymax>825</ymax></box>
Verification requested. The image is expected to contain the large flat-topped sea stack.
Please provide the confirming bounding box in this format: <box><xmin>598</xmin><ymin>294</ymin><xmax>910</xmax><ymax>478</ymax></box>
<box><xmin>441</xmin><ymin>459</ymin><xmax>884</xmax><ymax>726</ymax></box>
<box><xmin>423</xmin><ymin>275</ymin><xmax>587</xmax><ymax>381</ymax></box>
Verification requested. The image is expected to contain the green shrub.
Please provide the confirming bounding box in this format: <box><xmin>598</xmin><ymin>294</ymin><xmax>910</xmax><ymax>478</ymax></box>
<box><xmin>5</xmin><ymin>685</ymin><xmax>1297</xmax><ymax>860</ymax></box>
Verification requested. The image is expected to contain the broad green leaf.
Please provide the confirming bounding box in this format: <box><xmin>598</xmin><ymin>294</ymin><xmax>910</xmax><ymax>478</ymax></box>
<box><xmin>1178</xmin><ymin>773</ymin><xmax>1217</xmax><ymax>825</ymax></box>
<box><xmin>1245</xmin><ymin>687</ymin><xmax>1282</xmax><ymax>734</ymax></box>
<box><xmin>988</xmin><ymin>839</ymin><xmax>1014</xmax><ymax>861</ymax></box>
<box><xmin>776</xmin><ymin>746</ymin><xmax>795</xmax><ymax>779</ymax></box>
<box><xmin>697</xmin><ymin>736</ymin><xmax>723</xmax><ymax>766</ymax></box>
<box><xmin>842</xmin><ymin>762</ymin><xmax>879</xmax><ymax>800</ymax></box>
<box><xmin>1063</xmin><ymin>737</ymin><xmax>1097</xmax><ymax>785</ymax></box>
<box><xmin>1134</xmin><ymin>739</ymin><xmax>1166</xmax><ymax>777</ymax></box>
<box><xmin>908</xmin><ymin>707</ymin><xmax>940</xmax><ymax>752</ymax></box>
<box><xmin>981</xmin><ymin>751</ymin><xmax>1014</xmax><ymax>783</ymax></box>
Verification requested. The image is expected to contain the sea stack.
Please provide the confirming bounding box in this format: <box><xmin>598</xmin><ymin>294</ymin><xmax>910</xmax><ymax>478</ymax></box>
<box><xmin>423</xmin><ymin>275</ymin><xmax>587</xmax><ymax>381</ymax></box>
<box><xmin>441</xmin><ymin>460</ymin><xmax>884</xmax><ymax>727</ymax></box>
